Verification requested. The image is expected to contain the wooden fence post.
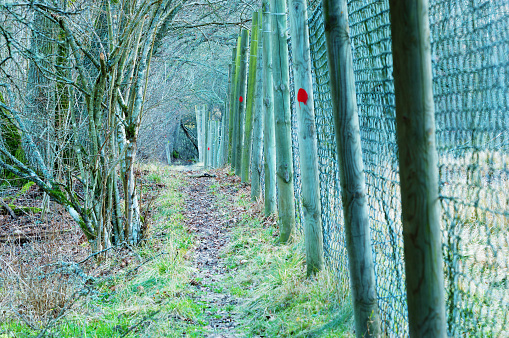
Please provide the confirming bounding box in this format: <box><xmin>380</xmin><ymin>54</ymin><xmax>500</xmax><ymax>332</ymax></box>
<box><xmin>231</xmin><ymin>38</ymin><xmax>242</xmax><ymax>171</ymax></box>
<box><xmin>270</xmin><ymin>0</ymin><xmax>296</xmax><ymax>243</ymax></box>
<box><xmin>204</xmin><ymin>106</ymin><xmax>210</xmax><ymax>167</ymax></box>
<box><xmin>262</xmin><ymin>0</ymin><xmax>277</xmax><ymax>216</ymax></box>
<box><xmin>288</xmin><ymin>0</ymin><xmax>324</xmax><ymax>275</ymax></box>
<box><xmin>215</xmin><ymin>120</ymin><xmax>220</xmax><ymax>168</ymax></box>
<box><xmin>241</xmin><ymin>11</ymin><xmax>260</xmax><ymax>183</ymax></box>
<box><xmin>251</xmin><ymin>13</ymin><xmax>264</xmax><ymax>201</ymax></box>
<box><xmin>235</xmin><ymin>29</ymin><xmax>250</xmax><ymax>176</ymax></box>
<box><xmin>195</xmin><ymin>105</ymin><xmax>203</xmax><ymax>163</ymax></box>
<box><xmin>322</xmin><ymin>0</ymin><xmax>381</xmax><ymax>335</ymax></box>
<box><xmin>389</xmin><ymin>0</ymin><xmax>447</xmax><ymax>335</ymax></box>
<box><xmin>226</xmin><ymin>59</ymin><xmax>234</xmax><ymax>164</ymax></box>
<box><xmin>212</xmin><ymin>121</ymin><xmax>218</xmax><ymax>168</ymax></box>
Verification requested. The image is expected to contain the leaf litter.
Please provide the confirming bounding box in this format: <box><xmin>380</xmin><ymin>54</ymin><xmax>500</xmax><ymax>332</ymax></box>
<box><xmin>181</xmin><ymin>167</ymin><xmax>241</xmax><ymax>338</ymax></box>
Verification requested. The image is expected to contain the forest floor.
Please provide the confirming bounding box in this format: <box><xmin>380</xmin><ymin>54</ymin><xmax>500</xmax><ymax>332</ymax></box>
<box><xmin>0</xmin><ymin>164</ymin><xmax>352</xmax><ymax>337</ymax></box>
<box><xmin>181</xmin><ymin>170</ymin><xmax>240</xmax><ymax>337</ymax></box>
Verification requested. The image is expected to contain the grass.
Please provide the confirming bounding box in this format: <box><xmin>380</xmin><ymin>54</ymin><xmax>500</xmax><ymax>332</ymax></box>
<box><xmin>1</xmin><ymin>165</ymin><xmax>354</xmax><ymax>337</ymax></box>
<box><xmin>0</xmin><ymin>165</ymin><xmax>211</xmax><ymax>337</ymax></box>
<box><xmin>211</xmin><ymin>170</ymin><xmax>354</xmax><ymax>337</ymax></box>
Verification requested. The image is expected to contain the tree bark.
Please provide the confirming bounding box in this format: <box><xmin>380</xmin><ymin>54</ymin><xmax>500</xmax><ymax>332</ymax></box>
<box><xmin>288</xmin><ymin>0</ymin><xmax>324</xmax><ymax>276</ymax></box>
<box><xmin>389</xmin><ymin>0</ymin><xmax>447</xmax><ymax>335</ymax></box>
<box><xmin>241</xmin><ymin>11</ymin><xmax>260</xmax><ymax>183</ymax></box>
<box><xmin>322</xmin><ymin>0</ymin><xmax>381</xmax><ymax>335</ymax></box>
<box><xmin>251</xmin><ymin>15</ymin><xmax>264</xmax><ymax>202</ymax></box>
<box><xmin>231</xmin><ymin>37</ymin><xmax>242</xmax><ymax>171</ymax></box>
<box><xmin>196</xmin><ymin>105</ymin><xmax>203</xmax><ymax>162</ymax></box>
<box><xmin>204</xmin><ymin>106</ymin><xmax>211</xmax><ymax>167</ymax></box>
<box><xmin>262</xmin><ymin>0</ymin><xmax>277</xmax><ymax>216</ymax></box>
<box><xmin>270</xmin><ymin>0</ymin><xmax>296</xmax><ymax>243</ymax></box>
<box><xmin>235</xmin><ymin>29</ymin><xmax>250</xmax><ymax>176</ymax></box>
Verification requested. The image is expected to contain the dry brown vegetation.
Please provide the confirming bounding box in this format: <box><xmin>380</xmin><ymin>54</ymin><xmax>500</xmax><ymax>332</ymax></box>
<box><xmin>0</xmin><ymin>168</ymin><xmax>166</xmax><ymax>331</ymax></box>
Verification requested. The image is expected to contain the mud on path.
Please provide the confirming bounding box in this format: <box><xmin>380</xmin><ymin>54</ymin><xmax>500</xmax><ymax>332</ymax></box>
<box><xmin>181</xmin><ymin>169</ymin><xmax>240</xmax><ymax>337</ymax></box>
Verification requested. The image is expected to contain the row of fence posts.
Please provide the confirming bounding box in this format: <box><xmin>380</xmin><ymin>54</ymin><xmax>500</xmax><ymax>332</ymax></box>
<box><xmin>195</xmin><ymin>104</ymin><xmax>228</xmax><ymax>168</ymax></box>
<box><xmin>221</xmin><ymin>0</ymin><xmax>445</xmax><ymax>337</ymax></box>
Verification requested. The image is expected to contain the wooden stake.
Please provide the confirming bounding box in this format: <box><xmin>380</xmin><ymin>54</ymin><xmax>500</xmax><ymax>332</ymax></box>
<box><xmin>288</xmin><ymin>0</ymin><xmax>324</xmax><ymax>275</ymax></box>
<box><xmin>322</xmin><ymin>0</ymin><xmax>381</xmax><ymax>335</ymax></box>
<box><xmin>251</xmin><ymin>13</ymin><xmax>264</xmax><ymax>201</ymax></box>
<box><xmin>231</xmin><ymin>38</ymin><xmax>242</xmax><ymax>171</ymax></box>
<box><xmin>241</xmin><ymin>11</ymin><xmax>260</xmax><ymax>183</ymax></box>
<box><xmin>270</xmin><ymin>0</ymin><xmax>296</xmax><ymax>243</ymax></box>
<box><xmin>235</xmin><ymin>29</ymin><xmax>250</xmax><ymax>176</ymax></box>
<box><xmin>262</xmin><ymin>0</ymin><xmax>277</xmax><ymax>216</ymax></box>
<box><xmin>389</xmin><ymin>0</ymin><xmax>447</xmax><ymax>335</ymax></box>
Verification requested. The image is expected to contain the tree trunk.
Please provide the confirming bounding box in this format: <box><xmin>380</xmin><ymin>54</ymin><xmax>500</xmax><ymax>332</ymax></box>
<box><xmin>288</xmin><ymin>0</ymin><xmax>324</xmax><ymax>276</ymax></box>
<box><xmin>251</xmin><ymin>15</ymin><xmax>264</xmax><ymax>202</ymax></box>
<box><xmin>241</xmin><ymin>11</ymin><xmax>260</xmax><ymax>183</ymax></box>
<box><xmin>262</xmin><ymin>0</ymin><xmax>277</xmax><ymax>216</ymax></box>
<box><xmin>124</xmin><ymin>145</ymin><xmax>142</xmax><ymax>244</ymax></box>
<box><xmin>322</xmin><ymin>0</ymin><xmax>381</xmax><ymax>335</ymax></box>
<box><xmin>270</xmin><ymin>0</ymin><xmax>296</xmax><ymax>243</ymax></box>
<box><xmin>389</xmin><ymin>0</ymin><xmax>447</xmax><ymax>335</ymax></box>
<box><xmin>24</xmin><ymin>12</ymin><xmax>56</xmax><ymax>169</ymax></box>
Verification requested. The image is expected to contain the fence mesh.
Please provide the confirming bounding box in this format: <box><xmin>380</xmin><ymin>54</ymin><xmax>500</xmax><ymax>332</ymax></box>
<box><xmin>303</xmin><ymin>0</ymin><xmax>509</xmax><ymax>336</ymax></box>
<box><xmin>431</xmin><ymin>0</ymin><xmax>509</xmax><ymax>336</ymax></box>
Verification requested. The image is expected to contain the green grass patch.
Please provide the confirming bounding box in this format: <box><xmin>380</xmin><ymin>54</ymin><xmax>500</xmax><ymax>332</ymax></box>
<box><xmin>0</xmin><ymin>165</ymin><xmax>210</xmax><ymax>337</ymax></box>
<box><xmin>215</xmin><ymin>178</ymin><xmax>354</xmax><ymax>337</ymax></box>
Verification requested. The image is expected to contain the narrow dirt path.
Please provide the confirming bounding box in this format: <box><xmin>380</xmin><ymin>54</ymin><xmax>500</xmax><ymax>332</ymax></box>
<box><xmin>181</xmin><ymin>170</ymin><xmax>239</xmax><ymax>337</ymax></box>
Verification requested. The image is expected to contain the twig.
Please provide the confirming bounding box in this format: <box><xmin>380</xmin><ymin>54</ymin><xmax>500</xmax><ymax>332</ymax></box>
<box><xmin>35</xmin><ymin>286</ymin><xmax>91</xmax><ymax>338</ymax></box>
<box><xmin>190</xmin><ymin>173</ymin><xmax>216</xmax><ymax>178</ymax></box>
<box><xmin>0</xmin><ymin>197</ymin><xmax>16</xmax><ymax>219</ymax></box>
<box><xmin>120</xmin><ymin>309</ymin><xmax>162</xmax><ymax>337</ymax></box>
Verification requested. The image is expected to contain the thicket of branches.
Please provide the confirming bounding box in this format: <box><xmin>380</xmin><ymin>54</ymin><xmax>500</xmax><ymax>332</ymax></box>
<box><xmin>0</xmin><ymin>0</ymin><xmax>256</xmax><ymax>252</ymax></box>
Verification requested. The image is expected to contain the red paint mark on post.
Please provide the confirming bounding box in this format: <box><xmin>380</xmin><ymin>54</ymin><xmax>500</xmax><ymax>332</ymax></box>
<box><xmin>239</xmin><ymin>96</ymin><xmax>243</xmax><ymax>102</ymax></box>
<box><xmin>208</xmin><ymin>147</ymin><xmax>210</xmax><ymax>151</ymax></box>
<box><xmin>297</xmin><ymin>88</ymin><xmax>308</xmax><ymax>108</ymax></box>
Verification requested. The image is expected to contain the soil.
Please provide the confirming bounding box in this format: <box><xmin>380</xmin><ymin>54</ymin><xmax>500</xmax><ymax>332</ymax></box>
<box><xmin>181</xmin><ymin>167</ymin><xmax>241</xmax><ymax>337</ymax></box>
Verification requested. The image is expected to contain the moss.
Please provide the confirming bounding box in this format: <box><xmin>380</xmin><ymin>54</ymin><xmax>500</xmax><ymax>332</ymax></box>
<box><xmin>0</xmin><ymin>92</ymin><xmax>28</xmax><ymax>186</ymax></box>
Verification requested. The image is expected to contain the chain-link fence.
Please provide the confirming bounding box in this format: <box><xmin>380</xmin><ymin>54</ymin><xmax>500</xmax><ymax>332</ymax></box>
<box><xmin>431</xmin><ymin>0</ymin><xmax>509</xmax><ymax>336</ymax></box>
<box><xmin>285</xmin><ymin>0</ymin><xmax>509</xmax><ymax>336</ymax></box>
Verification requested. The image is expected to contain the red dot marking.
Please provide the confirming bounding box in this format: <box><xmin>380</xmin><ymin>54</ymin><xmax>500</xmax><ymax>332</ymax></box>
<box><xmin>239</xmin><ymin>96</ymin><xmax>243</xmax><ymax>102</ymax></box>
<box><xmin>208</xmin><ymin>147</ymin><xmax>210</xmax><ymax>150</ymax></box>
<box><xmin>297</xmin><ymin>88</ymin><xmax>309</xmax><ymax>108</ymax></box>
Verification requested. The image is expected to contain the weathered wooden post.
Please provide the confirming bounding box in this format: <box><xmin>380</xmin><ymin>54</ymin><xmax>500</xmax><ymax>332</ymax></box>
<box><xmin>251</xmin><ymin>13</ymin><xmax>264</xmax><ymax>201</ymax></box>
<box><xmin>270</xmin><ymin>0</ymin><xmax>296</xmax><ymax>243</ymax></box>
<box><xmin>204</xmin><ymin>106</ymin><xmax>210</xmax><ymax>167</ymax></box>
<box><xmin>262</xmin><ymin>0</ymin><xmax>277</xmax><ymax>216</ymax></box>
<box><xmin>212</xmin><ymin>120</ymin><xmax>218</xmax><ymax>168</ymax></box>
<box><xmin>231</xmin><ymin>38</ymin><xmax>242</xmax><ymax>170</ymax></box>
<box><xmin>226</xmin><ymin>59</ymin><xmax>233</xmax><ymax>164</ymax></box>
<box><xmin>389</xmin><ymin>0</ymin><xmax>447</xmax><ymax>335</ymax></box>
<box><xmin>210</xmin><ymin>120</ymin><xmax>215</xmax><ymax>168</ymax></box>
<box><xmin>222</xmin><ymin>103</ymin><xmax>228</xmax><ymax>166</ymax></box>
<box><xmin>215</xmin><ymin>120</ymin><xmax>220</xmax><ymax>168</ymax></box>
<box><xmin>288</xmin><ymin>0</ymin><xmax>324</xmax><ymax>275</ymax></box>
<box><xmin>241</xmin><ymin>11</ymin><xmax>260</xmax><ymax>183</ymax></box>
<box><xmin>195</xmin><ymin>105</ymin><xmax>203</xmax><ymax>163</ymax></box>
<box><xmin>322</xmin><ymin>0</ymin><xmax>381</xmax><ymax>335</ymax></box>
<box><xmin>235</xmin><ymin>29</ymin><xmax>250</xmax><ymax>176</ymax></box>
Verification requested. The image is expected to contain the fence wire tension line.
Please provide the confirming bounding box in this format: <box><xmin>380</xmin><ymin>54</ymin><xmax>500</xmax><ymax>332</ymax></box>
<box><xmin>195</xmin><ymin>0</ymin><xmax>509</xmax><ymax>336</ymax></box>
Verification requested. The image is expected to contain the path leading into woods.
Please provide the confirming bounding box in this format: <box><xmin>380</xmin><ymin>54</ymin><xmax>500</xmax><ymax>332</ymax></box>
<box><xmin>180</xmin><ymin>166</ymin><xmax>240</xmax><ymax>337</ymax></box>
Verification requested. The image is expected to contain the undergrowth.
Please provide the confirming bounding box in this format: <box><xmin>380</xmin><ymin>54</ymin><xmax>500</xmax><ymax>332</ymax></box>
<box><xmin>212</xmin><ymin>170</ymin><xmax>354</xmax><ymax>337</ymax></box>
<box><xmin>1</xmin><ymin>165</ymin><xmax>355</xmax><ymax>337</ymax></box>
<box><xmin>0</xmin><ymin>164</ymin><xmax>207</xmax><ymax>337</ymax></box>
